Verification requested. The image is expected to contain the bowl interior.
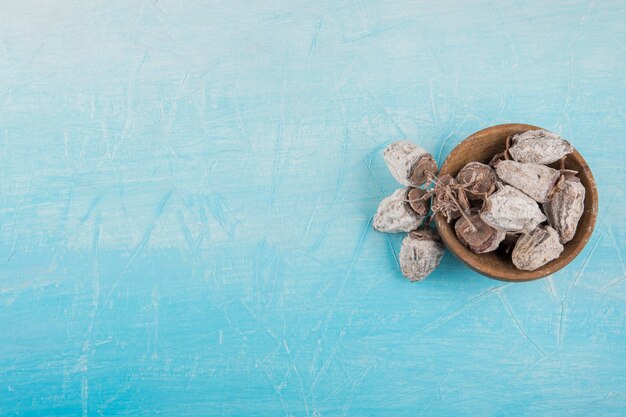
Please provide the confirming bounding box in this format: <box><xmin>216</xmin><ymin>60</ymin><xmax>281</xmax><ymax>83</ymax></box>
<box><xmin>434</xmin><ymin>123</ymin><xmax>598</xmax><ymax>282</ymax></box>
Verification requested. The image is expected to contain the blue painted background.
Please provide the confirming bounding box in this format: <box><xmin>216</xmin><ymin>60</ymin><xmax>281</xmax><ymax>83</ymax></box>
<box><xmin>1</xmin><ymin>1</ymin><xmax>625</xmax><ymax>416</ymax></box>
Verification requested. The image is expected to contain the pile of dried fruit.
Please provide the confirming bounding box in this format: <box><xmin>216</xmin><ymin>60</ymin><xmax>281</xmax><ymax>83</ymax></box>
<box><xmin>373</xmin><ymin>129</ymin><xmax>585</xmax><ymax>281</ymax></box>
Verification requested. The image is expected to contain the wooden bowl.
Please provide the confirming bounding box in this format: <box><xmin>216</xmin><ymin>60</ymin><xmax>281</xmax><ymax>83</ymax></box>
<box><xmin>434</xmin><ymin>123</ymin><xmax>598</xmax><ymax>282</ymax></box>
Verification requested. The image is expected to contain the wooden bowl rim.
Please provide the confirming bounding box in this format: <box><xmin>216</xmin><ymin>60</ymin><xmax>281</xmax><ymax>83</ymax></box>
<box><xmin>434</xmin><ymin>123</ymin><xmax>599</xmax><ymax>282</ymax></box>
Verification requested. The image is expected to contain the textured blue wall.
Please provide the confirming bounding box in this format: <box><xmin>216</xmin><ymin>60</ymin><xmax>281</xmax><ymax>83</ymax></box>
<box><xmin>1</xmin><ymin>1</ymin><xmax>625</xmax><ymax>416</ymax></box>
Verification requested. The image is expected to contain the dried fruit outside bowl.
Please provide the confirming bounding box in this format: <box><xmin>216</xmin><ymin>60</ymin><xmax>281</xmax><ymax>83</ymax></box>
<box><xmin>434</xmin><ymin>123</ymin><xmax>599</xmax><ymax>282</ymax></box>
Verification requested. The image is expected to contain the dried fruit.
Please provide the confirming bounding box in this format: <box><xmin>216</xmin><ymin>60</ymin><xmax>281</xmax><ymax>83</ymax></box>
<box><xmin>399</xmin><ymin>227</ymin><xmax>445</xmax><ymax>282</ymax></box>
<box><xmin>432</xmin><ymin>174</ymin><xmax>462</xmax><ymax>222</ymax></box>
<box><xmin>373</xmin><ymin>188</ymin><xmax>425</xmax><ymax>233</ymax></box>
<box><xmin>512</xmin><ymin>226</ymin><xmax>564</xmax><ymax>271</ymax></box>
<box><xmin>384</xmin><ymin>141</ymin><xmax>438</xmax><ymax>187</ymax></box>
<box><xmin>509</xmin><ymin>130</ymin><xmax>573</xmax><ymax>165</ymax></box>
<box><xmin>543</xmin><ymin>176</ymin><xmax>585</xmax><ymax>243</ymax></box>
<box><xmin>455</xmin><ymin>162</ymin><xmax>497</xmax><ymax>200</ymax></box>
<box><xmin>455</xmin><ymin>213</ymin><xmax>505</xmax><ymax>254</ymax></box>
<box><xmin>480</xmin><ymin>185</ymin><xmax>547</xmax><ymax>232</ymax></box>
<box><xmin>495</xmin><ymin>160</ymin><xmax>560</xmax><ymax>203</ymax></box>
<box><xmin>457</xmin><ymin>187</ymin><xmax>471</xmax><ymax>212</ymax></box>
<box><xmin>406</xmin><ymin>187</ymin><xmax>432</xmax><ymax>217</ymax></box>
<box><xmin>374</xmin><ymin>133</ymin><xmax>586</xmax><ymax>276</ymax></box>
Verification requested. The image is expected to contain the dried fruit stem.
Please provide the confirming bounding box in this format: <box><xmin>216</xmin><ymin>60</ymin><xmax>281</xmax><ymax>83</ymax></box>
<box><xmin>429</xmin><ymin>171</ymin><xmax>476</xmax><ymax>230</ymax></box>
<box><xmin>505</xmin><ymin>135</ymin><xmax>512</xmax><ymax>160</ymax></box>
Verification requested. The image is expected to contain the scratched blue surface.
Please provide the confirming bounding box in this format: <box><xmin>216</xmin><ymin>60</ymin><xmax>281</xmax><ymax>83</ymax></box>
<box><xmin>1</xmin><ymin>1</ymin><xmax>625</xmax><ymax>416</ymax></box>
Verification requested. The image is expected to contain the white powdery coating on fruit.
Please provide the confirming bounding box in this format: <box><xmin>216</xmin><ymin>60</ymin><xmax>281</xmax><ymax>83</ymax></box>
<box><xmin>383</xmin><ymin>141</ymin><xmax>429</xmax><ymax>186</ymax></box>
<box><xmin>373</xmin><ymin>188</ymin><xmax>424</xmax><ymax>233</ymax></box>
<box><xmin>544</xmin><ymin>178</ymin><xmax>585</xmax><ymax>244</ymax></box>
<box><xmin>512</xmin><ymin>226</ymin><xmax>564</xmax><ymax>271</ymax></box>
<box><xmin>509</xmin><ymin>129</ymin><xmax>574</xmax><ymax>164</ymax></box>
<box><xmin>480</xmin><ymin>185</ymin><xmax>547</xmax><ymax>232</ymax></box>
<box><xmin>495</xmin><ymin>160</ymin><xmax>560</xmax><ymax>203</ymax></box>
<box><xmin>399</xmin><ymin>234</ymin><xmax>445</xmax><ymax>282</ymax></box>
